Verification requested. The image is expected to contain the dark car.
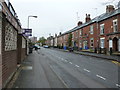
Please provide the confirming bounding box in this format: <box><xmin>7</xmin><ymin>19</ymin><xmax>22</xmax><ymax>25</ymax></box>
<box><xmin>69</xmin><ymin>47</ymin><xmax>74</xmax><ymax>52</ymax></box>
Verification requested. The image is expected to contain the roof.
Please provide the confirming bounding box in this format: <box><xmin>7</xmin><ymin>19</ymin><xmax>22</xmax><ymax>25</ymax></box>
<box><xmin>59</xmin><ymin>8</ymin><xmax>120</xmax><ymax>37</ymax></box>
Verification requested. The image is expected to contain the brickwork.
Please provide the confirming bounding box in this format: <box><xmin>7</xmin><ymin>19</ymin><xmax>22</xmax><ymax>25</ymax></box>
<box><xmin>48</xmin><ymin>5</ymin><xmax>120</xmax><ymax>54</ymax></box>
<box><xmin>2</xmin><ymin>13</ymin><xmax>17</xmax><ymax>87</ymax></box>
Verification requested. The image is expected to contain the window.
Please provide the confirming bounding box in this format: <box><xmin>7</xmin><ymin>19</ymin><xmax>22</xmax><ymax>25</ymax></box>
<box><xmin>100</xmin><ymin>38</ymin><xmax>105</xmax><ymax>48</ymax></box>
<box><xmin>113</xmin><ymin>19</ymin><xmax>118</xmax><ymax>32</ymax></box>
<box><xmin>79</xmin><ymin>40</ymin><xmax>82</xmax><ymax>48</ymax></box>
<box><xmin>90</xmin><ymin>25</ymin><xmax>94</xmax><ymax>34</ymax></box>
<box><xmin>72</xmin><ymin>32</ymin><xmax>74</xmax><ymax>39</ymax></box>
<box><xmin>90</xmin><ymin>38</ymin><xmax>94</xmax><ymax>47</ymax></box>
<box><xmin>100</xmin><ymin>24</ymin><xmax>104</xmax><ymax>34</ymax></box>
<box><xmin>80</xmin><ymin>29</ymin><xmax>82</xmax><ymax>36</ymax></box>
<box><xmin>76</xmin><ymin>31</ymin><xmax>78</xmax><ymax>38</ymax></box>
<box><xmin>0</xmin><ymin>4</ymin><xmax>2</xmax><ymax>11</ymax></box>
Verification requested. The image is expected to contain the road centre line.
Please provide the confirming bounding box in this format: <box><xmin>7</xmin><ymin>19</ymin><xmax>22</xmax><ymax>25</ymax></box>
<box><xmin>116</xmin><ymin>84</ymin><xmax>120</xmax><ymax>87</ymax></box>
<box><xmin>96</xmin><ymin>74</ymin><xmax>106</xmax><ymax>80</ymax></box>
<box><xmin>69</xmin><ymin>62</ymin><xmax>72</xmax><ymax>64</ymax></box>
<box><xmin>65</xmin><ymin>60</ymin><xmax>68</xmax><ymax>62</ymax></box>
<box><xmin>83</xmin><ymin>69</ymin><xmax>90</xmax><ymax>72</ymax></box>
<box><xmin>75</xmin><ymin>65</ymin><xmax>80</xmax><ymax>67</ymax></box>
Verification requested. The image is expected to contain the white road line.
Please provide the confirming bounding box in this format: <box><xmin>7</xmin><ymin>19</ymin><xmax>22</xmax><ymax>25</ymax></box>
<box><xmin>116</xmin><ymin>84</ymin><xmax>120</xmax><ymax>87</ymax></box>
<box><xmin>83</xmin><ymin>69</ymin><xmax>90</xmax><ymax>72</ymax></box>
<box><xmin>64</xmin><ymin>60</ymin><xmax>68</xmax><ymax>62</ymax></box>
<box><xmin>75</xmin><ymin>65</ymin><xmax>79</xmax><ymax>67</ymax></box>
<box><xmin>96</xmin><ymin>74</ymin><xmax>106</xmax><ymax>80</ymax></box>
<box><xmin>69</xmin><ymin>62</ymin><xmax>72</xmax><ymax>64</ymax></box>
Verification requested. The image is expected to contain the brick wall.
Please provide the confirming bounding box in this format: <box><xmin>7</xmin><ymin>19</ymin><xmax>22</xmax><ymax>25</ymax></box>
<box><xmin>17</xmin><ymin>34</ymin><xmax>27</xmax><ymax>64</ymax></box>
<box><xmin>2</xmin><ymin>12</ymin><xmax>17</xmax><ymax>88</ymax></box>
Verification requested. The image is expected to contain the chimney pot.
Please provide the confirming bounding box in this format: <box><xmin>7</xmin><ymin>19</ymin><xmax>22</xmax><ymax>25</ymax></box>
<box><xmin>106</xmin><ymin>5</ymin><xmax>115</xmax><ymax>13</ymax></box>
<box><xmin>77</xmin><ymin>21</ymin><xmax>83</xmax><ymax>26</ymax></box>
<box><xmin>85</xmin><ymin>14</ymin><xmax>91</xmax><ymax>22</ymax></box>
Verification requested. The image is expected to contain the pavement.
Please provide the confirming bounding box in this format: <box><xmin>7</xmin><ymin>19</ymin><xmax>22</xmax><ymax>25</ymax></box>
<box><xmin>10</xmin><ymin>48</ymin><xmax>120</xmax><ymax>89</ymax></box>
<box><xmin>53</xmin><ymin>48</ymin><xmax>120</xmax><ymax>62</ymax></box>
<box><xmin>12</xmin><ymin>50</ymin><xmax>67</xmax><ymax>88</ymax></box>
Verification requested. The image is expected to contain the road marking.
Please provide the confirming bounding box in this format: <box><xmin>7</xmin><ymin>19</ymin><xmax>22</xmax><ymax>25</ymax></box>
<box><xmin>75</xmin><ymin>65</ymin><xmax>79</xmax><ymax>68</ymax></box>
<box><xmin>96</xmin><ymin>74</ymin><xmax>106</xmax><ymax>80</ymax></box>
<box><xmin>116</xmin><ymin>84</ymin><xmax>120</xmax><ymax>87</ymax></box>
<box><xmin>83</xmin><ymin>69</ymin><xmax>90</xmax><ymax>72</ymax></box>
<box><xmin>61</xmin><ymin>58</ymin><xmax>64</xmax><ymax>60</ymax></box>
<box><xmin>112</xmin><ymin>61</ymin><xmax>120</xmax><ymax>66</ymax></box>
<box><xmin>69</xmin><ymin>62</ymin><xmax>72</xmax><ymax>64</ymax></box>
<box><xmin>64</xmin><ymin>60</ymin><xmax>68</xmax><ymax>62</ymax></box>
<box><xmin>49</xmin><ymin>65</ymin><xmax>69</xmax><ymax>88</ymax></box>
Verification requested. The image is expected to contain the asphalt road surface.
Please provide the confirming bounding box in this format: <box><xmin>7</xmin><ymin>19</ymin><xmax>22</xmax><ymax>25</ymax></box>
<box><xmin>13</xmin><ymin>47</ymin><xmax>120</xmax><ymax>89</ymax></box>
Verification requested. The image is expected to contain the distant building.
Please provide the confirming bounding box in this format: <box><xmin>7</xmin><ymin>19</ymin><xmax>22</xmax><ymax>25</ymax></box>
<box><xmin>30</xmin><ymin>37</ymin><xmax>37</xmax><ymax>43</ymax></box>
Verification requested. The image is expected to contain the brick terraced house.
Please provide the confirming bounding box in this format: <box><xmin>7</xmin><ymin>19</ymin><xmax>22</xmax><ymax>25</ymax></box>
<box><xmin>46</xmin><ymin>4</ymin><xmax>120</xmax><ymax>55</ymax></box>
<box><xmin>0</xmin><ymin>1</ymin><xmax>27</xmax><ymax>88</ymax></box>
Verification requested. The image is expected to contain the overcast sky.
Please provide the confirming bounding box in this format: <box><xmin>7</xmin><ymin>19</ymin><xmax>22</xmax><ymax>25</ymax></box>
<box><xmin>10</xmin><ymin>0</ymin><xmax>119</xmax><ymax>39</ymax></box>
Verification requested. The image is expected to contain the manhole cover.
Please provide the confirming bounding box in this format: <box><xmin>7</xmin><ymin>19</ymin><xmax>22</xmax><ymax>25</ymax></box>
<box><xmin>22</xmin><ymin>66</ymin><xmax>33</xmax><ymax>70</ymax></box>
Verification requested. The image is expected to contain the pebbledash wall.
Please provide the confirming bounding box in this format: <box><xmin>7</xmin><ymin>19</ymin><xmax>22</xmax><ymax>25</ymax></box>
<box><xmin>0</xmin><ymin>1</ymin><xmax>27</xmax><ymax>88</ymax></box>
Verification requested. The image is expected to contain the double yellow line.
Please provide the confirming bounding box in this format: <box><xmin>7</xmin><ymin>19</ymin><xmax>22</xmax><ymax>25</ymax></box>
<box><xmin>112</xmin><ymin>61</ymin><xmax>120</xmax><ymax>66</ymax></box>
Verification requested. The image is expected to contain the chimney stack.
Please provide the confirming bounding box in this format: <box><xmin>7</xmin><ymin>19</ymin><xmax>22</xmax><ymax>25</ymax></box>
<box><xmin>55</xmin><ymin>34</ymin><xmax>57</xmax><ymax>37</ymax></box>
<box><xmin>106</xmin><ymin>5</ymin><xmax>115</xmax><ymax>13</ymax></box>
<box><xmin>77</xmin><ymin>21</ymin><xmax>83</xmax><ymax>26</ymax></box>
<box><xmin>59</xmin><ymin>32</ymin><xmax>61</xmax><ymax>35</ymax></box>
<box><xmin>85</xmin><ymin>14</ymin><xmax>91</xmax><ymax>22</ymax></box>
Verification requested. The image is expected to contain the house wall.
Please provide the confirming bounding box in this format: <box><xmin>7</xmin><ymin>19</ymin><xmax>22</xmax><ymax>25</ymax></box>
<box><xmin>2</xmin><ymin>13</ymin><xmax>17</xmax><ymax>87</ymax></box>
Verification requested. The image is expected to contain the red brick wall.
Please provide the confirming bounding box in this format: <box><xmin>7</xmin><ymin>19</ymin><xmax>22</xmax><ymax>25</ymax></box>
<box><xmin>98</xmin><ymin>14</ymin><xmax>120</xmax><ymax>50</ymax></box>
<box><xmin>17</xmin><ymin>34</ymin><xmax>26</xmax><ymax>64</ymax></box>
<box><xmin>2</xmin><ymin>13</ymin><xmax>17</xmax><ymax>88</ymax></box>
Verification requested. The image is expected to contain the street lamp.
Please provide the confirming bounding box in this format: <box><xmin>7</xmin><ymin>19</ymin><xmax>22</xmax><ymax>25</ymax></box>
<box><xmin>27</xmin><ymin>15</ymin><xmax>38</xmax><ymax>29</ymax></box>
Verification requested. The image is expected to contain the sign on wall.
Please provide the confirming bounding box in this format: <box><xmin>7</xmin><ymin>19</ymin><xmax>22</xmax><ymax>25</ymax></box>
<box><xmin>22</xmin><ymin>29</ymin><xmax>32</xmax><ymax>37</ymax></box>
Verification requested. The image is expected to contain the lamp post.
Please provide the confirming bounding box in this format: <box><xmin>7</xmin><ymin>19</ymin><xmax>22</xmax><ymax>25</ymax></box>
<box><xmin>27</xmin><ymin>15</ymin><xmax>37</xmax><ymax>29</ymax></box>
<box><xmin>27</xmin><ymin>15</ymin><xmax>37</xmax><ymax>54</ymax></box>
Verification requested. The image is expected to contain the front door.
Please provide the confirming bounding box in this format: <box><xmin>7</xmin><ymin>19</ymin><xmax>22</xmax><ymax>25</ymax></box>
<box><xmin>113</xmin><ymin>37</ymin><xmax>118</xmax><ymax>51</ymax></box>
<box><xmin>83</xmin><ymin>41</ymin><xmax>87</xmax><ymax>49</ymax></box>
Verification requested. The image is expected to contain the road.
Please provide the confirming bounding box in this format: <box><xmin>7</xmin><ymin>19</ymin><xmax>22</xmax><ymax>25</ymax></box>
<box><xmin>13</xmin><ymin>48</ymin><xmax>119</xmax><ymax>89</ymax></box>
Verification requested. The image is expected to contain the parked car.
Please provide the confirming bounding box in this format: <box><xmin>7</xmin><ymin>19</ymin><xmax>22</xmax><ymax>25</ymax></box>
<box><xmin>69</xmin><ymin>47</ymin><xmax>74</xmax><ymax>52</ymax></box>
<box><xmin>43</xmin><ymin>45</ymin><xmax>49</xmax><ymax>48</ymax></box>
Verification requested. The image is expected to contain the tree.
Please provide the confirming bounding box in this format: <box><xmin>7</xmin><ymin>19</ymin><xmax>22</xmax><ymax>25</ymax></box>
<box><xmin>68</xmin><ymin>33</ymin><xmax>72</xmax><ymax>47</ymax></box>
<box><xmin>37</xmin><ymin>37</ymin><xmax>46</xmax><ymax>46</ymax></box>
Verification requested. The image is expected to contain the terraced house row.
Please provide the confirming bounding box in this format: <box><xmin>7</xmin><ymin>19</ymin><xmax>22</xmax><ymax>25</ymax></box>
<box><xmin>46</xmin><ymin>4</ymin><xmax>120</xmax><ymax>55</ymax></box>
<box><xmin>0</xmin><ymin>1</ymin><xmax>27</xmax><ymax>88</ymax></box>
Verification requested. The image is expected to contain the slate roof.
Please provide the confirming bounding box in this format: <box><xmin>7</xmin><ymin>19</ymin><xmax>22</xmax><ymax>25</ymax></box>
<box><xmin>60</xmin><ymin>8</ymin><xmax>120</xmax><ymax>37</ymax></box>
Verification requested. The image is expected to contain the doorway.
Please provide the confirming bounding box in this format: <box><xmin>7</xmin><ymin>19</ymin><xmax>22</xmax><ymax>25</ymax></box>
<box><xmin>113</xmin><ymin>37</ymin><xmax>118</xmax><ymax>51</ymax></box>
